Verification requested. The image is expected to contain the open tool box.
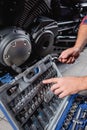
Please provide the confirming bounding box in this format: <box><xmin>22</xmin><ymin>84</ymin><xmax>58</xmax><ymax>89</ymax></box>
<box><xmin>0</xmin><ymin>55</ymin><xmax>68</xmax><ymax>130</ymax></box>
<box><xmin>0</xmin><ymin>55</ymin><xmax>87</xmax><ymax>130</ymax></box>
<box><xmin>55</xmin><ymin>94</ymin><xmax>87</xmax><ymax>130</ymax></box>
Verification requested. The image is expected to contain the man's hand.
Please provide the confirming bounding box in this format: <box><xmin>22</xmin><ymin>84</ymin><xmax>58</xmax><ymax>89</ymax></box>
<box><xmin>43</xmin><ymin>77</ymin><xmax>84</xmax><ymax>98</ymax></box>
<box><xmin>58</xmin><ymin>47</ymin><xmax>80</xmax><ymax>64</ymax></box>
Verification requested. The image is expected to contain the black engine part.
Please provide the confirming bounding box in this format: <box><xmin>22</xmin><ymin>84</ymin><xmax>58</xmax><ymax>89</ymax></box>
<box><xmin>31</xmin><ymin>17</ymin><xmax>58</xmax><ymax>57</ymax></box>
<box><xmin>0</xmin><ymin>0</ymin><xmax>49</xmax><ymax>29</ymax></box>
<box><xmin>51</xmin><ymin>0</ymin><xmax>81</xmax><ymax>21</ymax></box>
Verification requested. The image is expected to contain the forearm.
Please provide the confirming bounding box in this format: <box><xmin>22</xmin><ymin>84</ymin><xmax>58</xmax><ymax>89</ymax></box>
<box><xmin>74</xmin><ymin>24</ymin><xmax>87</xmax><ymax>51</ymax></box>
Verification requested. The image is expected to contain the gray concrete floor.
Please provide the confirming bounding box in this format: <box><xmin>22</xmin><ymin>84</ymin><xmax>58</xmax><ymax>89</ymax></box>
<box><xmin>0</xmin><ymin>110</ymin><xmax>13</xmax><ymax>130</ymax></box>
<box><xmin>0</xmin><ymin>48</ymin><xmax>87</xmax><ymax>130</ymax></box>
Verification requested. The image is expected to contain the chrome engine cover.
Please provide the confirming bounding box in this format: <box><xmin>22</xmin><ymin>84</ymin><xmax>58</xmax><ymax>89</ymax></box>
<box><xmin>0</xmin><ymin>28</ymin><xmax>32</xmax><ymax>66</ymax></box>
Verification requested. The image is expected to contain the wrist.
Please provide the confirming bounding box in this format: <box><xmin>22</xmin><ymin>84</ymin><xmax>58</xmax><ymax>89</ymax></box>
<box><xmin>74</xmin><ymin>41</ymin><xmax>86</xmax><ymax>52</ymax></box>
<box><xmin>73</xmin><ymin>46</ymin><xmax>81</xmax><ymax>52</ymax></box>
<box><xmin>79</xmin><ymin>77</ymin><xmax>87</xmax><ymax>91</ymax></box>
<box><xmin>73</xmin><ymin>40</ymin><xmax>85</xmax><ymax>52</ymax></box>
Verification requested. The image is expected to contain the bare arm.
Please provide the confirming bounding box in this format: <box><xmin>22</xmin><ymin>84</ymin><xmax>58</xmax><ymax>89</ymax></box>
<box><xmin>58</xmin><ymin>24</ymin><xmax>87</xmax><ymax>63</ymax></box>
<box><xmin>74</xmin><ymin>24</ymin><xmax>87</xmax><ymax>51</ymax></box>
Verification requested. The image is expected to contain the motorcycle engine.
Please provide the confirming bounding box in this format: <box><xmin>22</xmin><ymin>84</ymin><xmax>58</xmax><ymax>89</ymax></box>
<box><xmin>0</xmin><ymin>0</ymin><xmax>83</xmax><ymax>70</ymax></box>
<box><xmin>0</xmin><ymin>0</ymin><xmax>49</xmax><ymax>68</ymax></box>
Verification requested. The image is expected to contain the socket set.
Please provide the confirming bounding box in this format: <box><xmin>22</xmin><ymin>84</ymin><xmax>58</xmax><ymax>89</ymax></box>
<box><xmin>0</xmin><ymin>55</ymin><xmax>68</xmax><ymax>130</ymax></box>
<box><xmin>55</xmin><ymin>94</ymin><xmax>87</xmax><ymax>130</ymax></box>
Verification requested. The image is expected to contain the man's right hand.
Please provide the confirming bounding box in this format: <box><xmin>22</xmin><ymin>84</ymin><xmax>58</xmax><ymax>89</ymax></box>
<box><xmin>58</xmin><ymin>47</ymin><xmax>80</xmax><ymax>64</ymax></box>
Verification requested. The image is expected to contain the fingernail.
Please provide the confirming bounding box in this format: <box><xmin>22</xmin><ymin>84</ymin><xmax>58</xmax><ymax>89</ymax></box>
<box><xmin>42</xmin><ymin>80</ymin><xmax>46</xmax><ymax>83</ymax></box>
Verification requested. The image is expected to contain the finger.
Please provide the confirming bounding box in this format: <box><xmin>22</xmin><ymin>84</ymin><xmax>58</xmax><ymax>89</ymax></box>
<box><xmin>58</xmin><ymin>57</ymin><xmax>62</xmax><ymax>62</ymax></box>
<box><xmin>59</xmin><ymin>91</ymin><xmax>69</xmax><ymax>98</ymax></box>
<box><xmin>66</xmin><ymin>57</ymin><xmax>74</xmax><ymax>64</ymax></box>
<box><xmin>42</xmin><ymin>78</ymin><xmax>58</xmax><ymax>84</ymax></box>
<box><xmin>71</xmin><ymin>57</ymin><xmax>75</xmax><ymax>63</ymax></box>
<box><xmin>50</xmin><ymin>83</ymin><xmax>60</xmax><ymax>91</ymax></box>
<box><xmin>53</xmin><ymin>88</ymin><xmax>63</xmax><ymax>95</ymax></box>
<box><xmin>58</xmin><ymin>58</ymin><xmax>68</xmax><ymax>63</ymax></box>
<box><xmin>75</xmin><ymin>54</ymin><xmax>79</xmax><ymax>59</ymax></box>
